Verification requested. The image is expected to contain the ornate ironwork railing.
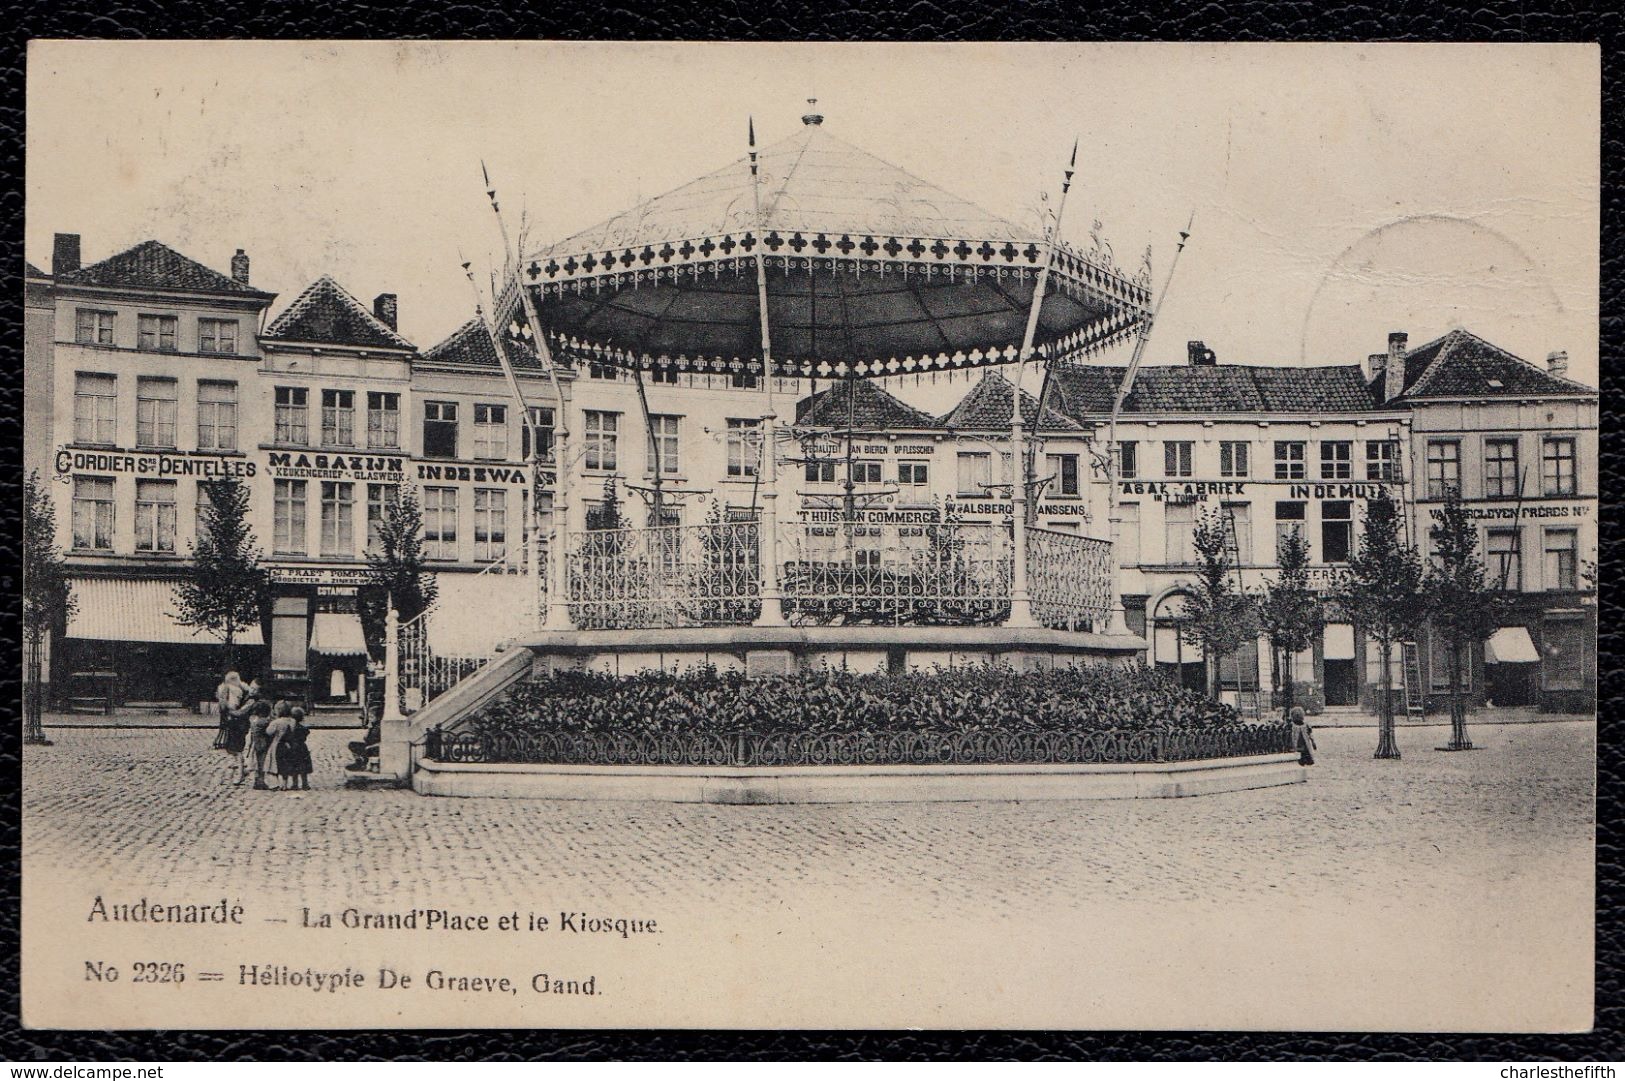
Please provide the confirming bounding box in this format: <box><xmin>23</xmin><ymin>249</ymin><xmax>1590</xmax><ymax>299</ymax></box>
<box><xmin>424</xmin><ymin>723</ymin><xmax>1293</xmax><ymax>767</ymax></box>
<box><xmin>566</xmin><ymin>521</ymin><xmax>762</xmax><ymax>630</ymax></box>
<box><xmin>778</xmin><ymin>521</ymin><xmax>1012</xmax><ymax>626</ymax></box>
<box><xmin>399</xmin><ymin>549</ymin><xmax>537</xmax><ymax>711</ymax></box>
<box><xmin>552</xmin><ymin>519</ymin><xmax>1113</xmax><ymax>631</ymax></box>
<box><xmin>1027</xmin><ymin>527</ymin><xmax>1114</xmax><ymax>632</ymax></box>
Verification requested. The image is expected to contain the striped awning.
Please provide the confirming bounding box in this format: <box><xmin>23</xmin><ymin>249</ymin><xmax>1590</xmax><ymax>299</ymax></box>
<box><xmin>308</xmin><ymin>612</ymin><xmax>366</xmax><ymax>656</ymax></box>
<box><xmin>65</xmin><ymin>577</ymin><xmax>264</xmax><ymax>646</ymax></box>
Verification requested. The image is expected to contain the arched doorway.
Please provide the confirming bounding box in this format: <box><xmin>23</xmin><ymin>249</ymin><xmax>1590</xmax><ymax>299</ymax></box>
<box><xmin>1152</xmin><ymin>592</ymin><xmax>1205</xmax><ymax>694</ymax></box>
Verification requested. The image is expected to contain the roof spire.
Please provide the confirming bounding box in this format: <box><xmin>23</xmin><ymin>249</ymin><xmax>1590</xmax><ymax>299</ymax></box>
<box><xmin>801</xmin><ymin>98</ymin><xmax>823</xmax><ymax>126</ymax></box>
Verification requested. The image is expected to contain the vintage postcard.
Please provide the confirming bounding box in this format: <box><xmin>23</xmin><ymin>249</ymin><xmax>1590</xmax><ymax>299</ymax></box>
<box><xmin>21</xmin><ymin>40</ymin><xmax>1598</xmax><ymax>1031</ymax></box>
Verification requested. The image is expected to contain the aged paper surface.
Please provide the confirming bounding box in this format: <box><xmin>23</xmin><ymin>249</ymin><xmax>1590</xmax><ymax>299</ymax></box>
<box><xmin>22</xmin><ymin>40</ymin><xmax>1597</xmax><ymax>1031</ymax></box>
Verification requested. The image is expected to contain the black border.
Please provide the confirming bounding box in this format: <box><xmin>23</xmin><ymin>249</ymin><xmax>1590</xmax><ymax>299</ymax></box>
<box><xmin>3</xmin><ymin>5</ymin><xmax>1619</xmax><ymax>1061</ymax></box>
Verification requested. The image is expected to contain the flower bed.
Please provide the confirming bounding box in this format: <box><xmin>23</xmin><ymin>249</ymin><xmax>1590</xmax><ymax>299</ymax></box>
<box><xmin>426</xmin><ymin>666</ymin><xmax>1292</xmax><ymax>767</ymax></box>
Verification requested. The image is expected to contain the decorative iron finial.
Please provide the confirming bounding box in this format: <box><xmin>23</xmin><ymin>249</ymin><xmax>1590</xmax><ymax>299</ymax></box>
<box><xmin>749</xmin><ymin>116</ymin><xmax>758</xmax><ymax>178</ymax></box>
<box><xmin>802</xmin><ymin>98</ymin><xmax>824</xmax><ymax>126</ymax></box>
<box><xmin>1063</xmin><ymin>137</ymin><xmax>1077</xmax><ymax>193</ymax></box>
<box><xmin>481</xmin><ymin>159</ymin><xmax>497</xmax><ymax>211</ymax></box>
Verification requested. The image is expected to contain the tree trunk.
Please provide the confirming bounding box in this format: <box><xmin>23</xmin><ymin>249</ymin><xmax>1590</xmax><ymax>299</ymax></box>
<box><xmin>1375</xmin><ymin>638</ymin><xmax>1401</xmax><ymax>759</ymax></box>
<box><xmin>1280</xmin><ymin>644</ymin><xmax>1296</xmax><ymax>720</ymax></box>
<box><xmin>1446</xmin><ymin>640</ymin><xmax>1471</xmax><ymax>751</ymax></box>
<box><xmin>1206</xmin><ymin>647</ymin><xmax>1220</xmax><ymax>702</ymax></box>
<box><xmin>224</xmin><ymin>625</ymin><xmax>237</xmax><ymax>678</ymax></box>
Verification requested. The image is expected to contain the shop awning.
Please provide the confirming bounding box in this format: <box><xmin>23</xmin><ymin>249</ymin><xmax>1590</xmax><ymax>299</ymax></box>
<box><xmin>308</xmin><ymin>612</ymin><xmax>366</xmax><ymax>656</ymax></box>
<box><xmin>1485</xmin><ymin>626</ymin><xmax>1540</xmax><ymax>664</ymax></box>
<box><xmin>65</xmin><ymin>577</ymin><xmax>264</xmax><ymax>646</ymax></box>
<box><xmin>427</xmin><ymin>569</ymin><xmax>536</xmax><ymax>657</ymax></box>
<box><xmin>1323</xmin><ymin>623</ymin><xmax>1356</xmax><ymax>661</ymax></box>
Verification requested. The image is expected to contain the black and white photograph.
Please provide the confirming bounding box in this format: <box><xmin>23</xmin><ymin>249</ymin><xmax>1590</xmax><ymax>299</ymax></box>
<box><xmin>19</xmin><ymin>40</ymin><xmax>1599</xmax><ymax>1032</ymax></box>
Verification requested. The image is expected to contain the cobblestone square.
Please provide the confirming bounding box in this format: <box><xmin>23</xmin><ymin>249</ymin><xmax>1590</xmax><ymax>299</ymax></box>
<box><xmin>22</xmin><ymin>719</ymin><xmax>1594</xmax><ymax>1030</ymax></box>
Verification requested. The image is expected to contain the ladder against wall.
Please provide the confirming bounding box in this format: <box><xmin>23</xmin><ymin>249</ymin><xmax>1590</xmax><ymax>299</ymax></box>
<box><xmin>1401</xmin><ymin>640</ymin><xmax>1425</xmax><ymax>719</ymax></box>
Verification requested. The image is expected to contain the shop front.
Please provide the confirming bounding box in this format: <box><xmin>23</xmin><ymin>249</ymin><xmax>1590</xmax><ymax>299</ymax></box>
<box><xmin>265</xmin><ymin>564</ymin><xmax>374</xmax><ymax>711</ymax></box>
<box><xmin>60</xmin><ymin>575</ymin><xmax>265</xmax><ymax>711</ymax></box>
<box><xmin>1536</xmin><ymin>603</ymin><xmax>1594</xmax><ymax>713</ymax></box>
<box><xmin>1484</xmin><ymin>624</ymin><xmax>1540</xmax><ymax>708</ymax></box>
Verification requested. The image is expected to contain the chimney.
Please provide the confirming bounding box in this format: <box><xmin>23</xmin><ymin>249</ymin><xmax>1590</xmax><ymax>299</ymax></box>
<box><xmin>231</xmin><ymin>249</ymin><xmax>251</xmax><ymax>285</ymax></box>
<box><xmin>373</xmin><ymin>293</ymin><xmax>398</xmax><ymax>332</ymax></box>
<box><xmin>52</xmin><ymin>233</ymin><xmax>81</xmax><ymax>275</ymax></box>
<box><xmin>1187</xmin><ymin>340</ymin><xmax>1216</xmax><ymax>366</ymax></box>
<box><xmin>1366</xmin><ymin>352</ymin><xmax>1388</xmax><ymax>381</ymax></box>
<box><xmin>1384</xmin><ymin>331</ymin><xmax>1408</xmax><ymax>402</ymax></box>
<box><xmin>1547</xmin><ymin>350</ymin><xmax>1569</xmax><ymax>377</ymax></box>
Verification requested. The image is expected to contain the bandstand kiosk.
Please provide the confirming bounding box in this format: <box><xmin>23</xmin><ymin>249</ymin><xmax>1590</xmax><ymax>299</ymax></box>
<box><xmin>379</xmin><ymin>108</ymin><xmax>1160</xmax><ymax>785</ymax></box>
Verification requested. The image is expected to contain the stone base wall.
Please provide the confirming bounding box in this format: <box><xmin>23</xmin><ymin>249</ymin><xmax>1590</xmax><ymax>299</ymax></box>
<box><xmin>414</xmin><ymin>753</ymin><xmax>1306</xmax><ymax>803</ymax></box>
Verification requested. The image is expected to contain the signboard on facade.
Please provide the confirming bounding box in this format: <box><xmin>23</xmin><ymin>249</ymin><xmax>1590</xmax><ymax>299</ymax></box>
<box><xmin>1116</xmin><ymin>480</ymin><xmax>1400</xmax><ymax>504</ymax></box>
<box><xmin>853</xmin><ymin>443</ymin><xmax>937</xmax><ymax>456</ymax></box>
<box><xmin>1459</xmin><ymin>502</ymin><xmax>1592</xmax><ymax>521</ymax></box>
<box><xmin>266</xmin><ymin>451</ymin><xmax>406</xmax><ymax>482</ymax></box>
<box><xmin>54</xmin><ymin>447</ymin><xmax>256</xmax><ymax>479</ymax></box>
<box><xmin>943</xmin><ymin>499</ymin><xmax>1092</xmax><ymax>519</ymax></box>
<box><xmin>413</xmin><ymin>462</ymin><xmax>534</xmax><ymax>485</ymax></box>
<box><xmin>1288</xmin><ymin>482</ymin><xmax>1393</xmax><ymax>501</ymax></box>
<box><xmin>268</xmin><ymin>564</ymin><xmax>374</xmax><ymax>586</ymax></box>
<box><xmin>1119</xmin><ymin>480</ymin><xmax>1246</xmax><ymax>501</ymax></box>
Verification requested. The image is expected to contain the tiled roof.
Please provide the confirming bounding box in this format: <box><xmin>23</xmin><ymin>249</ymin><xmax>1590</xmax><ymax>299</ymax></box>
<box><xmin>56</xmin><ymin>240</ymin><xmax>268</xmax><ymax>296</ymax></box>
<box><xmin>939</xmin><ymin>371</ymin><xmax>1085</xmax><ymax>431</ymax></box>
<box><xmin>1393</xmin><ymin>328</ymin><xmax>1593</xmax><ymax>399</ymax></box>
<box><xmin>1250</xmin><ymin>366</ymin><xmax>1386</xmax><ymax>412</ymax></box>
<box><xmin>1047</xmin><ymin>362</ymin><xmax>1387</xmax><ymax>417</ymax></box>
<box><xmin>796</xmin><ymin>379</ymin><xmax>941</xmax><ymax>430</ymax></box>
<box><xmin>25</xmin><ymin>260</ymin><xmax>48</xmax><ymax>278</ymax></box>
<box><xmin>263</xmin><ymin>276</ymin><xmax>414</xmax><ymax>351</ymax></box>
<box><xmin>420</xmin><ymin>318</ymin><xmax>545</xmax><ymax>371</ymax></box>
<box><xmin>1048</xmin><ymin>365</ymin><xmax>1122</xmax><ymax>415</ymax></box>
<box><xmin>1124</xmin><ymin>364</ymin><xmax>1382</xmax><ymax>414</ymax></box>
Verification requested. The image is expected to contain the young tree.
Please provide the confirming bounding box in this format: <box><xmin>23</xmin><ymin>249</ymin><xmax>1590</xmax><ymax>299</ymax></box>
<box><xmin>173</xmin><ymin>476</ymin><xmax>268</xmax><ymax>675</ymax></box>
<box><xmin>23</xmin><ymin>473</ymin><xmax>76</xmax><ymax>745</ymax></box>
<box><xmin>1425</xmin><ymin>490</ymin><xmax>1508</xmax><ymax>752</ymax></box>
<box><xmin>358</xmin><ymin>485</ymin><xmax>439</xmax><ymax>661</ymax></box>
<box><xmin>1177</xmin><ymin>506</ymin><xmax>1258</xmax><ymax>701</ymax></box>
<box><xmin>585</xmin><ymin>476</ymin><xmax>626</xmax><ymax>532</ymax></box>
<box><xmin>1258</xmin><ymin>526</ymin><xmax>1323</xmax><ymax>720</ymax></box>
<box><xmin>1332</xmin><ymin>492</ymin><xmax>1426</xmax><ymax>759</ymax></box>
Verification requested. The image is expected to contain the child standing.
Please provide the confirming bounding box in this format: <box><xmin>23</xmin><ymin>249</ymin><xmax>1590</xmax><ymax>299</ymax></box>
<box><xmin>277</xmin><ymin>707</ymin><xmax>313</xmax><ymax>791</ymax></box>
<box><xmin>1289</xmin><ymin>705</ymin><xmax>1316</xmax><ymax>766</ymax></box>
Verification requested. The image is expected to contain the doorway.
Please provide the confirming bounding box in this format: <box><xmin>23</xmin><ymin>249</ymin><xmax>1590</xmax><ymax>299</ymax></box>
<box><xmin>1323</xmin><ymin>622</ymin><xmax>1359</xmax><ymax>707</ymax></box>
<box><xmin>1153</xmin><ymin>593</ymin><xmax>1206</xmax><ymax>694</ymax></box>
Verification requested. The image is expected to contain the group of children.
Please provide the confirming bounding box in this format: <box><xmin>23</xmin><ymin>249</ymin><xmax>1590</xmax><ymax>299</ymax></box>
<box><xmin>213</xmin><ymin>672</ymin><xmax>314</xmax><ymax>790</ymax></box>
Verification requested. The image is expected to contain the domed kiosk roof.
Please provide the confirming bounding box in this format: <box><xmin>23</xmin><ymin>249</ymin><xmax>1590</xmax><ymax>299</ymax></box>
<box><xmin>513</xmin><ymin>114</ymin><xmax>1151</xmax><ymax>381</ymax></box>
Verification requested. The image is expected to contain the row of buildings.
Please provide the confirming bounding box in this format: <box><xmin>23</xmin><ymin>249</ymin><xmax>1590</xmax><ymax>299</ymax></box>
<box><xmin>24</xmin><ymin>232</ymin><xmax>1597</xmax><ymax>714</ymax></box>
